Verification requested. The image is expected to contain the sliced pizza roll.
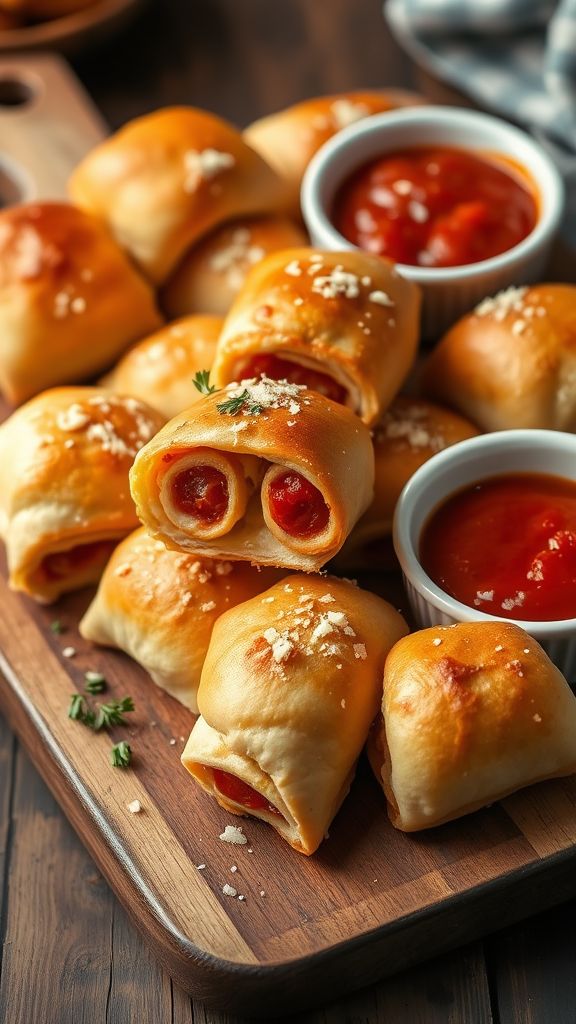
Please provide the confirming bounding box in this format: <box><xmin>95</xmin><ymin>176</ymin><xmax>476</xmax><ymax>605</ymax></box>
<box><xmin>211</xmin><ymin>248</ymin><xmax>421</xmax><ymax>426</ymax></box>
<box><xmin>244</xmin><ymin>90</ymin><xmax>425</xmax><ymax>215</ymax></box>
<box><xmin>162</xmin><ymin>216</ymin><xmax>308</xmax><ymax>318</ymax></box>
<box><xmin>69</xmin><ymin>107</ymin><xmax>287</xmax><ymax>284</ymax></box>
<box><xmin>369</xmin><ymin>622</ymin><xmax>576</xmax><ymax>832</ymax></box>
<box><xmin>130</xmin><ymin>377</ymin><xmax>374</xmax><ymax>571</ymax></box>
<box><xmin>0</xmin><ymin>201</ymin><xmax>162</xmax><ymax>406</ymax></box>
<box><xmin>101</xmin><ymin>315</ymin><xmax>223</xmax><ymax>419</ymax></box>
<box><xmin>80</xmin><ymin>527</ymin><xmax>283</xmax><ymax>712</ymax></box>
<box><xmin>182</xmin><ymin>574</ymin><xmax>408</xmax><ymax>854</ymax></box>
<box><xmin>337</xmin><ymin>398</ymin><xmax>480</xmax><ymax>569</ymax></box>
<box><xmin>0</xmin><ymin>387</ymin><xmax>165</xmax><ymax>603</ymax></box>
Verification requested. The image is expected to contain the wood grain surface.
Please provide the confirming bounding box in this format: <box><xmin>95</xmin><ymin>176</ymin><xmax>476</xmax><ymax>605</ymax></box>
<box><xmin>1</xmin><ymin>0</ymin><xmax>576</xmax><ymax>1021</ymax></box>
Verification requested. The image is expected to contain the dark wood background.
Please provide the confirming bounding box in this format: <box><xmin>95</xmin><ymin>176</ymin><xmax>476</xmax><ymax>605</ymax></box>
<box><xmin>1</xmin><ymin>0</ymin><xmax>575</xmax><ymax>1021</ymax></box>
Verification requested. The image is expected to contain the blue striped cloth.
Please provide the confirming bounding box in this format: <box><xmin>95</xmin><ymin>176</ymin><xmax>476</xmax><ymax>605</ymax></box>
<box><xmin>386</xmin><ymin>0</ymin><xmax>576</xmax><ymax>242</ymax></box>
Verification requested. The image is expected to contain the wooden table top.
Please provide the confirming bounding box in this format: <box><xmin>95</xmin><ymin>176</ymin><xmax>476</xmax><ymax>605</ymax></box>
<box><xmin>1</xmin><ymin>1</ymin><xmax>575</xmax><ymax>1021</ymax></box>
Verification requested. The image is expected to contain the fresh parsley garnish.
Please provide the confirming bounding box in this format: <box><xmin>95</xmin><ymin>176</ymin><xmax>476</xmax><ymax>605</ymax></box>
<box><xmin>192</xmin><ymin>369</ymin><xmax>217</xmax><ymax>395</ymax></box>
<box><xmin>93</xmin><ymin>697</ymin><xmax>135</xmax><ymax>731</ymax></box>
<box><xmin>68</xmin><ymin>693</ymin><xmax>87</xmax><ymax>721</ymax></box>
<box><xmin>84</xmin><ymin>671</ymin><xmax>106</xmax><ymax>695</ymax></box>
<box><xmin>216</xmin><ymin>390</ymin><xmax>263</xmax><ymax>416</ymax></box>
<box><xmin>50</xmin><ymin>620</ymin><xmax>64</xmax><ymax>634</ymax></box>
<box><xmin>110</xmin><ymin>741</ymin><xmax>132</xmax><ymax>768</ymax></box>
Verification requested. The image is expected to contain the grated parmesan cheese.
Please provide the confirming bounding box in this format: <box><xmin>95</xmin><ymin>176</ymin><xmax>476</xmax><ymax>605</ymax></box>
<box><xmin>219</xmin><ymin>824</ymin><xmax>248</xmax><ymax>845</ymax></box>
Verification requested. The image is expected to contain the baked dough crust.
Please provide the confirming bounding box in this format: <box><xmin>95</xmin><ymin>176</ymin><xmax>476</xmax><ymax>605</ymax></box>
<box><xmin>69</xmin><ymin>107</ymin><xmax>287</xmax><ymax>284</ymax></box>
<box><xmin>0</xmin><ymin>202</ymin><xmax>161</xmax><ymax>405</ymax></box>
<box><xmin>211</xmin><ymin>248</ymin><xmax>421</xmax><ymax>426</ymax></box>
<box><xmin>0</xmin><ymin>387</ymin><xmax>165</xmax><ymax>602</ymax></box>
<box><xmin>130</xmin><ymin>377</ymin><xmax>375</xmax><ymax>571</ymax></box>
<box><xmin>368</xmin><ymin>621</ymin><xmax>576</xmax><ymax>831</ymax></box>
<box><xmin>182</xmin><ymin>573</ymin><xmax>408</xmax><ymax>854</ymax></box>
<box><xmin>80</xmin><ymin>527</ymin><xmax>284</xmax><ymax>713</ymax></box>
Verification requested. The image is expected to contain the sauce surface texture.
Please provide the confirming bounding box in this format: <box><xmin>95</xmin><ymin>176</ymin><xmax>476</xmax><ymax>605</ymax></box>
<box><xmin>420</xmin><ymin>473</ymin><xmax>576</xmax><ymax>621</ymax></box>
<box><xmin>333</xmin><ymin>146</ymin><xmax>537</xmax><ymax>268</ymax></box>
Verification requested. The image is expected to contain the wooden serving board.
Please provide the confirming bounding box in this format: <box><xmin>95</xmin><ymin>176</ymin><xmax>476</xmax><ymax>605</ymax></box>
<box><xmin>2</xmin><ymin>54</ymin><xmax>576</xmax><ymax>1018</ymax></box>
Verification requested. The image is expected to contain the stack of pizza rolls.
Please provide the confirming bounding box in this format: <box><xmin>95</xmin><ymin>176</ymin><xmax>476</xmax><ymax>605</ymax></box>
<box><xmin>0</xmin><ymin>387</ymin><xmax>164</xmax><ymax>602</ymax></box>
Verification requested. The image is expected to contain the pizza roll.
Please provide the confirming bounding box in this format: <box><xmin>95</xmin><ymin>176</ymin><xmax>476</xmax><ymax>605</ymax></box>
<box><xmin>0</xmin><ymin>202</ymin><xmax>162</xmax><ymax>406</ymax></box>
<box><xmin>101</xmin><ymin>315</ymin><xmax>222</xmax><ymax>419</ymax></box>
<box><xmin>162</xmin><ymin>216</ymin><xmax>308</xmax><ymax>318</ymax></box>
<box><xmin>369</xmin><ymin>622</ymin><xmax>576</xmax><ymax>832</ymax></box>
<box><xmin>130</xmin><ymin>377</ymin><xmax>374</xmax><ymax>572</ymax></box>
<box><xmin>244</xmin><ymin>90</ymin><xmax>425</xmax><ymax>215</ymax></box>
<box><xmin>80</xmin><ymin>527</ymin><xmax>283</xmax><ymax>712</ymax></box>
<box><xmin>338</xmin><ymin>398</ymin><xmax>480</xmax><ymax>569</ymax></box>
<box><xmin>0</xmin><ymin>387</ymin><xmax>165</xmax><ymax>603</ymax></box>
<box><xmin>211</xmin><ymin>248</ymin><xmax>421</xmax><ymax>426</ymax></box>
<box><xmin>69</xmin><ymin>107</ymin><xmax>287</xmax><ymax>284</ymax></box>
<box><xmin>422</xmin><ymin>284</ymin><xmax>576</xmax><ymax>431</ymax></box>
<box><xmin>182</xmin><ymin>574</ymin><xmax>408</xmax><ymax>854</ymax></box>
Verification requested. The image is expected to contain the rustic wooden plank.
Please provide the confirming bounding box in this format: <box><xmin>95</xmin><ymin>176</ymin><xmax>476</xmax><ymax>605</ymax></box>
<box><xmin>0</xmin><ymin>713</ymin><xmax>16</xmax><ymax>974</ymax></box>
<box><xmin>487</xmin><ymin>903</ymin><xmax>576</xmax><ymax>1024</ymax></box>
<box><xmin>0</xmin><ymin>743</ymin><xmax>114</xmax><ymax>1024</ymax></box>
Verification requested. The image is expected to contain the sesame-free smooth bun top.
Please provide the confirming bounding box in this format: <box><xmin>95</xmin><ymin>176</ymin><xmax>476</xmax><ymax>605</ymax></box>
<box><xmin>80</xmin><ymin>526</ymin><xmax>284</xmax><ymax>713</ymax></box>
<box><xmin>102</xmin><ymin>315</ymin><xmax>223</xmax><ymax>419</ymax></box>
<box><xmin>69</xmin><ymin>107</ymin><xmax>288</xmax><ymax>284</ymax></box>
<box><xmin>369</xmin><ymin>621</ymin><xmax>576</xmax><ymax>832</ymax></box>
<box><xmin>162</xmin><ymin>215</ymin><xmax>309</xmax><ymax>319</ymax></box>
<box><xmin>422</xmin><ymin>283</ymin><xmax>576</xmax><ymax>431</ymax></box>
<box><xmin>244</xmin><ymin>90</ymin><xmax>426</xmax><ymax>214</ymax></box>
<box><xmin>0</xmin><ymin>202</ymin><xmax>162</xmax><ymax>406</ymax></box>
<box><xmin>0</xmin><ymin>387</ymin><xmax>165</xmax><ymax>603</ymax></box>
<box><xmin>182</xmin><ymin>573</ymin><xmax>409</xmax><ymax>854</ymax></box>
<box><xmin>129</xmin><ymin>376</ymin><xmax>375</xmax><ymax>572</ymax></box>
<box><xmin>211</xmin><ymin>247</ymin><xmax>421</xmax><ymax>426</ymax></box>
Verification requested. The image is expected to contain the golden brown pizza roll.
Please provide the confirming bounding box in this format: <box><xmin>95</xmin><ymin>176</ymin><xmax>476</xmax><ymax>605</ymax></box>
<box><xmin>244</xmin><ymin>90</ymin><xmax>425</xmax><ymax>215</ymax></box>
<box><xmin>130</xmin><ymin>377</ymin><xmax>375</xmax><ymax>572</ymax></box>
<box><xmin>337</xmin><ymin>398</ymin><xmax>480</xmax><ymax>569</ymax></box>
<box><xmin>0</xmin><ymin>387</ymin><xmax>165</xmax><ymax>603</ymax></box>
<box><xmin>211</xmin><ymin>248</ymin><xmax>421</xmax><ymax>426</ymax></box>
<box><xmin>0</xmin><ymin>202</ymin><xmax>162</xmax><ymax>406</ymax></box>
<box><xmin>369</xmin><ymin>621</ymin><xmax>576</xmax><ymax>832</ymax></box>
<box><xmin>80</xmin><ymin>527</ymin><xmax>284</xmax><ymax>712</ymax></box>
<box><xmin>422</xmin><ymin>284</ymin><xmax>576</xmax><ymax>431</ymax></box>
<box><xmin>101</xmin><ymin>315</ymin><xmax>223</xmax><ymax>419</ymax></box>
<box><xmin>69</xmin><ymin>107</ymin><xmax>287</xmax><ymax>285</ymax></box>
<box><xmin>182</xmin><ymin>574</ymin><xmax>408</xmax><ymax>854</ymax></box>
<box><xmin>162</xmin><ymin>216</ymin><xmax>308</xmax><ymax>318</ymax></box>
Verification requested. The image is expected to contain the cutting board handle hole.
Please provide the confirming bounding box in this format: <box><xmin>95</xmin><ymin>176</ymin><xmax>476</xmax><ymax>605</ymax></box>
<box><xmin>0</xmin><ymin>76</ymin><xmax>35</xmax><ymax>108</ymax></box>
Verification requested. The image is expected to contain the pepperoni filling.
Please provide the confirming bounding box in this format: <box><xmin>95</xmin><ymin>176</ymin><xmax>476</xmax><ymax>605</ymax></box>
<box><xmin>171</xmin><ymin>465</ymin><xmax>229</xmax><ymax>524</ymax></box>
<box><xmin>240</xmin><ymin>353</ymin><xmax>347</xmax><ymax>405</ymax></box>
<box><xmin>212</xmin><ymin>768</ymin><xmax>282</xmax><ymax>817</ymax></box>
<box><xmin>42</xmin><ymin>540</ymin><xmax>117</xmax><ymax>581</ymax></box>
<box><xmin>268</xmin><ymin>471</ymin><xmax>330</xmax><ymax>538</ymax></box>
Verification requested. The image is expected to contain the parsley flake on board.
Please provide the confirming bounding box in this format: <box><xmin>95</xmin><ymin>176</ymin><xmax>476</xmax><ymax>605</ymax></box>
<box><xmin>110</xmin><ymin>741</ymin><xmax>132</xmax><ymax>768</ymax></box>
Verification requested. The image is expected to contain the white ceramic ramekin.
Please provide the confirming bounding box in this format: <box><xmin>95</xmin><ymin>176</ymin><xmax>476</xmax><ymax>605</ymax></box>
<box><xmin>393</xmin><ymin>430</ymin><xmax>576</xmax><ymax>681</ymax></box>
<box><xmin>301</xmin><ymin>106</ymin><xmax>565</xmax><ymax>338</ymax></box>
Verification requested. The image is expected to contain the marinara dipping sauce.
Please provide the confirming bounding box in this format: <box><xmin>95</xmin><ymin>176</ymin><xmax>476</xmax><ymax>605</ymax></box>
<box><xmin>333</xmin><ymin>146</ymin><xmax>538</xmax><ymax>268</ymax></box>
<box><xmin>420</xmin><ymin>473</ymin><xmax>576</xmax><ymax>622</ymax></box>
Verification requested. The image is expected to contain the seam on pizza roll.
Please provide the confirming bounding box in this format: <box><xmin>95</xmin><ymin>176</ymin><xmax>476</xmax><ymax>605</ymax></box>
<box><xmin>0</xmin><ymin>202</ymin><xmax>162</xmax><ymax>406</ymax></box>
<box><xmin>181</xmin><ymin>574</ymin><xmax>409</xmax><ymax>854</ymax></box>
<box><xmin>421</xmin><ymin>283</ymin><xmax>576</xmax><ymax>432</ymax></box>
<box><xmin>0</xmin><ymin>388</ymin><xmax>165</xmax><ymax>603</ymax></box>
<box><xmin>101</xmin><ymin>315</ymin><xmax>223</xmax><ymax>419</ymax></box>
<box><xmin>80</xmin><ymin>527</ymin><xmax>284</xmax><ymax>713</ymax></box>
<box><xmin>69</xmin><ymin>107</ymin><xmax>288</xmax><ymax>284</ymax></box>
<box><xmin>368</xmin><ymin>621</ymin><xmax>576</xmax><ymax>832</ymax></box>
<box><xmin>130</xmin><ymin>377</ymin><xmax>375</xmax><ymax>571</ymax></box>
<box><xmin>211</xmin><ymin>248</ymin><xmax>421</xmax><ymax>426</ymax></box>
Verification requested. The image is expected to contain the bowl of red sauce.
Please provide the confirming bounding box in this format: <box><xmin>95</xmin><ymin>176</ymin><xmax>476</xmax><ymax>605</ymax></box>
<box><xmin>393</xmin><ymin>430</ymin><xmax>576</xmax><ymax>680</ymax></box>
<box><xmin>301</xmin><ymin>107</ymin><xmax>564</xmax><ymax>336</ymax></box>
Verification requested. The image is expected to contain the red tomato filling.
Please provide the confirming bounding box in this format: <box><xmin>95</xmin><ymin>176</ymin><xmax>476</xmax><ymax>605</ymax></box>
<box><xmin>420</xmin><ymin>473</ymin><xmax>576</xmax><ymax>621</ymax></box>
<box><xmin>212</xmin><ymin>768</ymin><xmax>282</xmax><ymax>817</ymax></box>
<box><xmin>240</xmin><ymin>353</ymin><xmax>347</xmax><ymax>405</ymax></box>
<box><xmin>42</xmin><ymin>540</ymin><xmax>117</xmax><ymax>580</ymax></box>
<box><xmin>170</xmin><ymin>464</ymin><xmax>229</xmax><ymax>524</ymax></box>
<box><xmin>268</xmin><ymin>471</ymin><xmax>330</xmax><ymax>538</ymax></box>
<box><xmin>333</xmin><ymin>146</ymin><xmax>537</xmax><ymax>268</ymax></box>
